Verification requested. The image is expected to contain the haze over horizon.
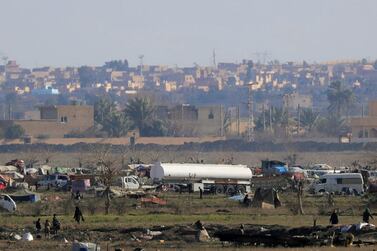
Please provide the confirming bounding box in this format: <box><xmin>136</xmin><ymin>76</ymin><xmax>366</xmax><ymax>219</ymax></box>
<box><xmin>1</xmin><ymin>0</ymin><xmax>376</xmax><ymax>68</ymax></box>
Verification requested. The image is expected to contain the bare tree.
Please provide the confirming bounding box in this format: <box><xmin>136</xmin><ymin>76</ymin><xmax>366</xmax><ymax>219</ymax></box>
<box><xmin>22</xmin><ymin>150</ymin><xmax>40</xmax><ymax>169</ymax></box>
<box><xmin>39</xmin><ymin>146</ymin><xmax>55</xmax><ymax>165</ymax></box>
<box><xmin>95</xmin><ymin>145</ymin><xmax>121</xmax><ymax>214</ymax></box>
<box><xmin>297</xmin><ymin>181</ymin><xmax>304</xmax><ymax>215</ymax></box>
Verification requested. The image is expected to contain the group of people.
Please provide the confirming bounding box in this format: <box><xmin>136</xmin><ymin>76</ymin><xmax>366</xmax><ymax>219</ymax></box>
<box><xmin>34</xmin><ymin>206</ymin><xmax>85</xmax><ymax>238</ymax></box>
<box><xmin>35</xmin><ymin>214</ymin><xmax>61</xmax><ymax>238</ymax></box>
<box><xmin>330</xmin><ymin>208</ymin><xmax>374</xmax><ymax>225</ymax></box>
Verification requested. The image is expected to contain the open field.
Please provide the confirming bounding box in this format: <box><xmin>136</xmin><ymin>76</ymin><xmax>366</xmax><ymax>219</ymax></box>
<box><xmin>0</xmin><ymin>150</ymin><xmax>374</xmax><ymax>168</ymax></box>
<box><xmin>0</xmin><ymin>190</ymin><xmax>376</xmax><ymax>250</ymax></box>
<box><xmin>0</xmin><ymin>149</ymin><xmax>376</xmax><ymax>250</ymax></box>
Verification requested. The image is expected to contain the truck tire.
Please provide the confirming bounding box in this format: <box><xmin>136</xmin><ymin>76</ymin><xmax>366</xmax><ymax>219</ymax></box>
<box><xmin>226</xmin><ymin>185</ymin><xmax>236</xmax><ymax>195</ymax></box>
<box><xmin>236</xmin><ymin>185</ymin><xmax>246</xmax><ymax>194</ymax></box>
<box><xmin>215</xmin><ymin>185</ymin><xmax>224</xmax><ymax>194</ymax></box>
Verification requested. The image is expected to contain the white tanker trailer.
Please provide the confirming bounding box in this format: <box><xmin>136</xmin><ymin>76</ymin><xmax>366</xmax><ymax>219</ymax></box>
<box><xmin>151</xmin><ymin>162</ymin><xmax>253</xmax><ymax>194</ymax></box>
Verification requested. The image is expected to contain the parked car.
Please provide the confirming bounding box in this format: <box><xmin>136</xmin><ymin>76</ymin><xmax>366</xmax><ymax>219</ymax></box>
<box><xmin>37</xmin><ymin>174</ymin><xmax>70</xmax><ymax>188</ymax></box>
<box><xmin>0</xmin><ymin>194</ymin><xmax>16</xmax><ymax>212</ymax></box>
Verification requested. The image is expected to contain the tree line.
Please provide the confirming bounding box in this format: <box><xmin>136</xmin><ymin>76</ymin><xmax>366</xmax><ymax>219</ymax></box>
<box><xmin>94</xmin><ymin>97</ymin><xmax>166</xmax><ymax>137</ymax></box>
<box><xmin>254</xmin><ymin>80</ymin><xmax>355</xmax><ymax>137</ymax></box>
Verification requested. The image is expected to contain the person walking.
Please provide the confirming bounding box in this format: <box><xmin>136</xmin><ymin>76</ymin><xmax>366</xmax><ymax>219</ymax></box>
<box><xmin>44</xmin><ymin>219</ymin><xmax>51</xmax><ymax>238</ymax></box>
<box><xmin>199</xmin><ymin>187</ymin><xmax>203</xmax><ymax>199</ymax></box>
<box><xmin>52</xmin><ymin>214</ymin><xmax>61</xmax><ymax>235</ymax></box>
<box><xmin>35</xmin><ymin>218</ymin><xmax>41</xmax><ymax>234</ymax></box>
<box><xmin>74</xmin><ymin>206</ymin><xmax>84</xmax><ymax>224</ymax></box>
<box><xmin>330</xmin><ymin>209</ymin><xmax>339</xmax><ymax>225</ymax></box>
<box><xmin>363</xmin><ymin>208</ymin><xmax>374</xmax><ymax>223</ymax></box>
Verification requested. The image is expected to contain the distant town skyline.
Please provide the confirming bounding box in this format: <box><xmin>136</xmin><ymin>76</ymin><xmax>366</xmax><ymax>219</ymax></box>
<box><xmin>1</xmin><ymin>0</ymin><xmax>377</xmax><ymax>68</ymax></box>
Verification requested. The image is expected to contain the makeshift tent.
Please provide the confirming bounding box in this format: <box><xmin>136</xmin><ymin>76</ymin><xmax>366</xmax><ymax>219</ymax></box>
<box><xmin>0</xmin><ymin>165</ymin><xmax>18</xmax><ymax>172</ymax></box>
<box><xmin>72</xmin><ymin>179</ymin><xmax>91</xmax><ymax>193</ymax></box>
<box><xmin>10</xmin><ymin>189</ymin><xmax>40</xmax><ymax>203</ymax></box>
<box><xmin>251</xmin><ymin>187</ymin><xmax>281</xmax><ymax>209</ymax></box>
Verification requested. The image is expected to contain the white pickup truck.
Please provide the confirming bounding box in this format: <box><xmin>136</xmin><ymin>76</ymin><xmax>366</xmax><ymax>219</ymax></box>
<box><xmin>113</xmin><ymin>176</ymin><xmax>155</xmax><ymax>191</ymax></box>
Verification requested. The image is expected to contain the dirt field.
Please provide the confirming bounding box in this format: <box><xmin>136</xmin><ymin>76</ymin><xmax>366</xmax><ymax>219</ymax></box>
<box><xmin>0</xmin><ymin>150</ymin><xmax>373</xmax><ymax>168</ymax></box>
<box><xmin>0</xmin><ymin>190</ymin><xmax>376</xmax><ymax>250</ymax></box>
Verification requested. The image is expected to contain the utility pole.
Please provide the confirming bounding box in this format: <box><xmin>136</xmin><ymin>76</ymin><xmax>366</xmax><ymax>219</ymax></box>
<box><xmin>138</xmin><ymin>55</ymin><xmax>144</xmax><ymax>77</ymax></box>
<box><xmin>237</xmin><ymin>105</ymin><xmax>240</xmax><ymax>137</ymax></box>
<box><xmin>247</xmin><ymin>83</ymin><xmax>255</xmax><ymax>142</ymax></box>
<box><xmin>362</xmin><ymin>104</ymin><xmax>365</xmax><ymax>138</ymax></box>
<box><xmin>297</xmin><ymin>104</ymin><xmax>301</xmax><ymax>135</ymax></box>
<box><xmin>269</xmin><ymin>106</ymin><xmax>273</xmax><ymax>132</ymax></box>
<box><xmin>220</xmin><ymin>105</ymin><xmax>223</xmax><ymax>137</ymax></box>
<box><xmin>263</xmin><ymin>104</ymin><xmax>266</xmax><ymax>131</ymax></box>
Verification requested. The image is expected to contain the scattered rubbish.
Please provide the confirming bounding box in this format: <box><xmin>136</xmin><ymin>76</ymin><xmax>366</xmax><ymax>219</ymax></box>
<box><xmin>228</xmin><ymin>194</ymin><xmax>245</xmax><ymax>202</ymax></box>
<box><xmin>22</xmin><ymin>232</ymin><xmax>33</xmax><ymax>241</ymax></box>
<box><xmin>194</xmin><ymin>220</ymin><xmax>210</xmax><ymax>242</ymax></box>
<box><xmin>72</xmin><ymin>241</ymin><xmax>100</xmax><ymax>251</ymax></box>
<box><xmin>12</xmin><ymin>233</ymin><xmax>21</xmax><ymax>240</ymax></box>
<box><xmin>141</xmin><ymin>196</ymin><xmax>167</xmax><ymax>206</ymax></box>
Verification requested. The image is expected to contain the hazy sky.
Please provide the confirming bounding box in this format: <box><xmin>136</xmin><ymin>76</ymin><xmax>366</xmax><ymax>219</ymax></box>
<box><xmin>1</xmin><ymin>0</ymin><xmax>376</xmax><ymax>68</ymax></box>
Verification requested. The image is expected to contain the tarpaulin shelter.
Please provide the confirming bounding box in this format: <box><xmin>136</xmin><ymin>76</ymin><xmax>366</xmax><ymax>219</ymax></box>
<box><xmin>72</xmin><ymin>179</ymin><xmax>91</xmax><ymax>193</ymax></box>
<box><xmin>251</xmin><ymin>187</ymin><xmax>281</xmax><ymax>209</ymax></box>
<box><xmin>10</xmin><ymin>189</ymin><xmax>40</xmax><ymax>203</ymax></box>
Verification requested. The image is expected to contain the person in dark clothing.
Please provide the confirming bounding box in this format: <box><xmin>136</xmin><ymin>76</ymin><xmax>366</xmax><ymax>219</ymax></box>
<box><xmin>44</xmin><ymin>219</ymin><xmax>51</xmax><ymax>238</ymax></box>
<box><xmin>74</xmin><ymin>206</ymin><xmax>84</xmax><ymax>224</ymax></box>
<box><xmin>35</xmin><ymin>218</ymin><xmax>41</xmax><ymax>233</ymax></box>
<box><xmin>363</xmin><ymin>208</ymin><xmax>374</xmax><ymax>223</ymax></box>
<box><xmin>52</xmin><ymin>214</ymin><xmax>60</xmax><ymax>234</ymax></box>
<box><xmin>199</xmin><ymin>187</ymin><xmax>203</xmax><ymax>199</ymax></box>
<box><xmin>330</xmin><ymin>210</ymin><xmax>339</xmax><ymax>225</ymax></box>
<box><xmin>240</xmin><ymin>224</ymin><xmax>245</xmax><ymax>235</ymax></box>
<box><xmin>75</xmin><ymin>191</ymin><xmax>82</xmax><ymax>200</ymax></box>
<box><xmin>243</xmin><ymin>194</ymin><xmax>251</xmax><ymax>206</ymax></box>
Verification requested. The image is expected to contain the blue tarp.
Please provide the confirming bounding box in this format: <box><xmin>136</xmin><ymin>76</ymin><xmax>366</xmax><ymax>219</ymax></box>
<box><xmin>10</xmin><ymin>193</ymin><xmax>40</xmax><ymax>203</ymax></box>
<box><xmin>274</xmin><ymin>166</ymin><xmax>288</xmax><ymax>174</ymax></box>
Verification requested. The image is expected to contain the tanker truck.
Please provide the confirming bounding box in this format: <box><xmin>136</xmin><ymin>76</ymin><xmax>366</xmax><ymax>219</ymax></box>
<box><xmin>150</xmin><ymin>162</ymin><xmax>252</xmax><ymax>194</ymax></box>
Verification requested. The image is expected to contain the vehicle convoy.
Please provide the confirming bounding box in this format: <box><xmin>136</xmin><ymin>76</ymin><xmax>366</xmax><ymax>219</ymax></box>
<box><xmin>311</xmin><ymin>173</ymin><xmax>364</xmax><ymax>194</ymax></box>
<box><xmin>150</xmin><ymin>162</ymin><xmax>253</xmax><ymax>194</ymax></box>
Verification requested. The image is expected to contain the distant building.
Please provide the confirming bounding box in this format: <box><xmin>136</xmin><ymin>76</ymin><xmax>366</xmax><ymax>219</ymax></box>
<box><xmin>31</xmin><ymin>86</ymin><xmax>59</xmax><ymax>95</ymax></box>
<box><xmin>165</xmin><ymin>104</ymin><xmax>225</xmax><ymax>136</ymax></box>
<box><xmin>351</xmin><ymin>101</ymin><xmax>377</xmax><ymax>138</ymax></box>
<box><xmin>0</xmin><ymin>105</ymin><xmax>94</xmax><ymax>138</ymax></box>
<box><xmin>283</xmin><ymin>92</ymin><xmax>313</xmax><ymax>109</ymax></box>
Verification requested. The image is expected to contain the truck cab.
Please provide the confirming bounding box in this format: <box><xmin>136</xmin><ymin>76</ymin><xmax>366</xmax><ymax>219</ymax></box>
<box><xmin>115</xmin><ymin>176</ymin><xmax>140</xmax><ymax>190</ymax></box>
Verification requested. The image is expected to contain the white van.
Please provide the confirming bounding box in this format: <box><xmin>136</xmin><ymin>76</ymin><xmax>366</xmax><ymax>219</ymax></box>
<box><xmin>313</xmin><ymin>173</ymin><xmax>364</xmax><ymax>194</ymax></box>
<box><xmin>0</xmin><ymin>194</ymin><xmax>16</xmax><ymax>212</ymax></box>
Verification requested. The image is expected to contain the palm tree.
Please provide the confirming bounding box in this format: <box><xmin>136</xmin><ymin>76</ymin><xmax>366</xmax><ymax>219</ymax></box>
<box><xmin>124</xmin><ymin>97</ymin><xmax>155</xmax><ymax>136</ymax></box>
<box><xmin>94</xmin><ymin>98</ymin><xmax>128</xmax><ymax>137</ymax></box>
<box><xmin>299</xmin><ymin>108</ymin><xmax>319</xmax><ymax>132</ymax></box>
<box><xmin>326</xmin><ymin>81</ymin><xmax>355</xmax><ymax>119</ymax></box>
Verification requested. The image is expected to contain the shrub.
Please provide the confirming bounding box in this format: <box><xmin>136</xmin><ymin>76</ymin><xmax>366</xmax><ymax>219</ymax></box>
<box><xmin>113</xmin><ymin>198</ymin><xmax>127</xmax><ymax>215</ymax></box>
<box><xmin>36</xmin><ymin>134</ymin><xmax>50</xmax><ymax>140</ymax></box>
<box><xmin>5</xmin><ymin>124</ymin><xmax>25</xmax><ymax>139</ymax></box>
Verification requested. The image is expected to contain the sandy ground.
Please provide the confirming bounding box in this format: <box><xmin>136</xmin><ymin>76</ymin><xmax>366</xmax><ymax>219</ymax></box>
<box><xmin>0</xmin><ymin>151</ymin><xmax>373</xmax><ymax>168</ymax></box>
